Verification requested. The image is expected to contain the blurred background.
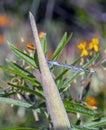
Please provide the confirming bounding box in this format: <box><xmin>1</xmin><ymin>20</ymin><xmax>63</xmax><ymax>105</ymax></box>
<box><xmin>0</xmin><ymin>0</ymin><xmax>106</xmax><ymax>128</ymax></box>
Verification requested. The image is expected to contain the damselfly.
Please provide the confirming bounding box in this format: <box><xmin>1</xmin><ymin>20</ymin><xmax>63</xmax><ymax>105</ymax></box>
<box><xmin>48</xmin><ymin>60</ymin><xmax>95</xmax><ymax>73</ymax></box>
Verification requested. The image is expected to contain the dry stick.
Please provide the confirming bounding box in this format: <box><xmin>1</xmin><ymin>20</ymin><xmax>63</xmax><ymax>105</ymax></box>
<box><xmin>29</xmin><ymin>12</ymin><xmax>71</xmax><ymax>130</ymax></box>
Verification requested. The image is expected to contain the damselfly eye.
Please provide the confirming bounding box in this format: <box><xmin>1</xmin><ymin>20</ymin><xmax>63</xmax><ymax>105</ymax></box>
<box><xmin>26</xmin><ymin>43</ymin><xmax>35</xmax><ymax>51</ymax></box>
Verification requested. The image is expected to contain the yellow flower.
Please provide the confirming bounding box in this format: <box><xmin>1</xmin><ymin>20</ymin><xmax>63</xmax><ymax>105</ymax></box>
<box><xmin>77</xmin><ymin>41</ymin><xmax>86</xmax><ymax>50</ymax></box>
<box><xmin>26</xmin><ymin>43</ymin><xmax>35</xmax><ymax>51</ymax></box>
<box><xmin>0</xmin><ymin>14</ymin><xmax>11</xmax><ymax>27</ymax></box>
<box><xmin>39</xmin><ymin>32</ymin><xmax>46</xmax><ymax>41</ymax></box>
<box><xmin>78</xmin><ymin>41</ymin><xmax>88</xmax><ymax>56</ymax></box>
<box><xmin>88</xmin><ymin>38</ymin><xmax>99</xmax><ymax>52</ymax></box>
<box><xmin>85</xmin><ymin>96</ymin><xmax>98</xmax><ymax>110</ymax></box>
<box><xmin>86</xmin><ymin>96</ymin><xmax>97</xmax><ymax>106</ymax></box>
<box><xmin>80</xmin><ymin>49</ymin><xmax>88</xmax><ymax>56</ymax></box>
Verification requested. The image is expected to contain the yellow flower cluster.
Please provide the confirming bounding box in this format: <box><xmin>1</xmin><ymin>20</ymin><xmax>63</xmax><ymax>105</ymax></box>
<box><xmin>78</xmin><ymin>41</ymin><xmax>88</xmax><ymax>56</ymax></box>
<box><xmin>78</xmin><ymin>38</ymin><xmax>99</xmax><ymax>57</ymax></box>
<box><xmin>89</xmin><ymin>38</ymin><xmax>99</xmax><ymax>52</ymax></box>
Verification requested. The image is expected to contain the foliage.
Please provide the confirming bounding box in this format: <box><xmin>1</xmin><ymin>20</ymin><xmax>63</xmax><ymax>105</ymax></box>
<box><xmin>0</xmin><ymin>13</ymin><xmax>106</xmax><ymax>130</ymax></box>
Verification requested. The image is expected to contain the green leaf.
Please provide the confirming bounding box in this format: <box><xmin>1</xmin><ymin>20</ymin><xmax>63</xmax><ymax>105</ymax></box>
<box><xmin>0</xmin><ymin>97</ymin><xmax>41</xmax><ymax>113</ymax></box>
<box><xmin>41</xmin><ymin>35</ymin><xmax>47</xmax><ymax>55</ymax></box>
<box><xmin>0</xmin><ymin>97</ymin><xmax>34</xmax><ymax>109</ymax></box>
<box><xmin>102</xmin><ymin>60</ymin><xmax>106</xmax><ymax>67</ymax></box>
<box><xmin>52</xmin><ymin>32</ymin><xmax>72</xmax><ymax>60</ymax></box>
<box><xmin>54</xmin><ymin>58</ymin><xmax>80</xmax><ymax>91</ymax></box>
<box><xmin>72</xmin><ymin>125</ymin><xmax>98</xmax><ymax>130</ymax></box>
<box><xmin>1</xmin><ymin>127</ymin><xmax>38</xmax><ymax>130</ymax></box>
<box><xmin>61</xmin><ymin>53</ymin><xmax>99</xmax><ymax>91</ymax></box>
<box><xmin>34</xmin><ymin>51</ymin><xmax>40</xmax><ymax>70</ymax></box>
<box><xmin>82</xmin><ymin>117</ymin><xmax>106</xmax><ymax>128</ymax></box>
<box><xmin>64</xmin><ymin>100</ymin><xmax>99</xmax><ymax>117</ymax></box>
<box><xmin>8</xmin><ymin>82</ymin><xmax>45</xmax><ymax>99</ymax></box>
<box><xmin>83</xmin><ymin>53</ymin><xmax>100</xmax><ymax>69</ymax></box>
<box><xmin>0</xmin><ymin>90</ymin><xmax>17</xmax><ymax>97</ymax></box>
<box><xmin>6</xmin><ymin>59</ymin><xmax>34</xmax><ymax>76</ymax></box>
<box><xmin>7</xmin><ymin>41</ymin><xmax>36</xmax><ymax>68</ymax></box>
<box><xmin>0</xmin><ymin>63</ymin><xmax>41</xmax><ymax>88</ymax></box>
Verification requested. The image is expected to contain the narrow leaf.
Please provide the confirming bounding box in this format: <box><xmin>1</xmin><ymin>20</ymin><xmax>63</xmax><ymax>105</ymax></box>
<box><xmin>6</xmin><ymin>59</ymin><xmax>33</xmax><ymax>76</ymax></box>
<box><xmin>0</xmin><ymin>65</ymin><xmax>41</xmax><ymax>88</ymax></box>
<box><xmin>72</xmin><ymin>125</ymin><xmax>97</xmax><ymax>130</ymax></box>
<box><xmin>82</xmin><ymin>117</ymin><xmax>106</xmax><ymax>127</ymax></box>
<box><xmin>8</xmin><ymin>82</ymin><xmax>45</xmax><ymax>99</ymax></box>
<box><xmin>0</xmin><ymin>90</ymin><xmax>17</xmax><ymax>97</ymax></box>
<box><xmin>7</xmin><ymin>41</ymin><xmax>36</xmax><ymax>67</ymax></box>
<box><xmin>41</xmin><ymin>35</ymin><xmax>47</xmax><ymax>55</ymax></box>
<box><xmin>0</xmin><ymin>97</ymin><xmax>41</xmax><ymax>113</ymax></box>
<box><xmin>52</xmin><ymin>33</ymin><xmax>72</xmax><ymax>60</ymax></box>
<box><xmin>0</xmin><ymin>97</ymin><xmax>34</xmax><ymax>109</ymax></box>
<box><xmin>2</xmin><ymin>128</ymin><xmax>38</xmax><ymax>130</ymax></box>
<box><xmin>64</xmin><ymin>100</ymin><xmax>99</xmax><ymax>117</ymax></box>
